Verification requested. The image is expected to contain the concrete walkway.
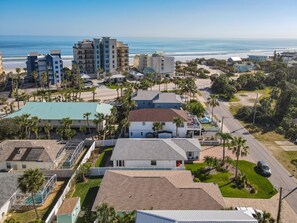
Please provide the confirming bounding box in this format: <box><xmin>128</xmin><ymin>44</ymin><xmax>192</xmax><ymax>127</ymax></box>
<box><xmin>224</xmin><ymin>195</ymin><xmax>297</xmax><ymax>223</ymax></box>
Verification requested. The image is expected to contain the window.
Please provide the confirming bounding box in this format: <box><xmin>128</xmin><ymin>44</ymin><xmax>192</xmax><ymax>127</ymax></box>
<box><xmin>161</xmin><ymin>122</ymin><xmax>165</xmax><ymax>125</ymax></box>
<box><xmin>117</xmin><ymin>160</ymin><xmax>125</xmax><ymax>167</ymax></box>
<box><xmin>141</xmin><ymin>132</ymin><xmax>143</xmax><ymax>136</ymax></box>
<box><xmin>112</xmin><ymin>45</ymin><xmax>115</xmax><ymax>49</ymax></box>
<box><xmin>130</xmin><ymin>132</ymin><xmax>133</xmax><ymax>136</ymax></box>
<box><xmin>151</xmin><ymin>160</ymin><xmax>157</xmax><ymax>166</ymax></box>
<box><xmin>142</xmin><ymin>122</ymin><xmax>146</xmax><ymax>126</ymax></box>
<box><xmin>22</xmin><ymin>164</ymin><xmax>26</xmax><ymax>169</ymax></box>
<box><xmin>55</xmin><ymin>66</ymin><xmax>58</xmax><ymax>69</ymax></box>
<box><xmin>7</xmin><ymin>163</ymin><xmax>11</xmax><ymax>169</ymax></box>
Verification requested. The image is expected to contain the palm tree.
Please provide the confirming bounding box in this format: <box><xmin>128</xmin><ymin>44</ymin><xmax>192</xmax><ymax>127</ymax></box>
<box><xmin>255</xmin><ymin>210</ymin><xmax>275</xmax><ymax>223</ymax></box>
<box><xmin>207</xmin><ymin>94</ymin><xmax>219</xmax><ymax>122</ymax></box>
<box><xmin>83</xmin><ymin>112</ymin><xmax>92</xmax><ymax>139</ymax></box>
<box><xmin>30</xmin><ymin>116</ymin><xmax>40</xmax><ymax>139</ymax></box>
<box><xmin>78</xmin><ymin>162</ymin><xmax>92</xmax><ymax>182</ymax></box>
<box><xmin>173</xmin><ymin>117</ymin><xmax>183</xmax><ymax>138</ymax></box>
<box><xmin>96</xmin><ymin>203</ymin><xmax>117</xmax><ymax>223</ymax></box>
<box><xmin>93</xmin><ymin>113</ymin><xmax>105</xmax><ymax>140</ymax></box>
<box><xmin>152</xmin><ymin>121</ymin><xmax>163</xmax><ymax>134</ymax></box>
<box><xmin>18</xmin><ymin>169</ymin><xmax>45</xmax><ymax>219</ymax></box>
<box><xmin>43</xmin><ymin>121</ymin><xmax>52</xmax><ymax>139</ymax></box>
<box><xmin>116</xmin><ymin>211</ymin><xmax>136</xmax><ymax>223</ymax></box>
<box><xmin>215</xmin><ymin>131</ymin><xmax>233</xmax><ymax>164</ymax></box>
<box><xmin>40</xmin><ymin>72</ymin><xmax>47</xmax><ymax>89</ymax></box>
<box><xmin>32</xmin><ymin>70</ymin><xmax>39</xmax><ymax>89</ymax></box>
<box><xmin>229</xmin><ymin>137</ymin><xmax>249</xmax><ymax>178</ymax></box>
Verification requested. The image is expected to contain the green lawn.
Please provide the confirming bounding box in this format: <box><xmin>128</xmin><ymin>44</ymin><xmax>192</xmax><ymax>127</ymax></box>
<box><xmin>95</xmin><ymin>148</ymin><xmax>113</xmax><ymax>167</ymax></box>
<box><xmin>237</xmin><ymin>87</ymin><xmax>271</xmax><ymax>99</ymax></box>
<box><xmin>105</xmin><ymin>83</ymin><xmax>119</xmax><ymax>89</ymax></box>
<box><xmin>72</xmin><ymin>178</ymin><xmax>102</xmax><ymax>223</ymax></box>
<box><xmin>186</xmin><ymin>160</ymin><xmax>277</xmax><ymax>198</ymax></box>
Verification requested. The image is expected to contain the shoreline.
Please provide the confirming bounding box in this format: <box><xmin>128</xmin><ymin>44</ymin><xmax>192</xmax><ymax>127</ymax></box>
<box><xmin>2</xmin><ymin>50</ymin><xmax>276</xmax><ymax>73</ymax></box>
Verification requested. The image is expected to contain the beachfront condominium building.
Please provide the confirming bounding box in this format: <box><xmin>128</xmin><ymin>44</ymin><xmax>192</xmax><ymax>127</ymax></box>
<box><xmin>26</xmin><ymin>50</ymin><xmax>63</xmax><ymax>85</ymax></box>
<box><xmin>116</xmin><ymin>41</ymin><xmax>129</xmax><ymax>71</ymax></box>
<box><xmin>73</xmin><ymin>37</ymin><xmax>129</xmax><ymax>75</ymax></box>
<box><xmin>73</xmin><ymin>39</ymin><xmax>96</xmax><ymax>74</ymax></box>
<box><xmin>0</xmin><ymin>50</ymin><xmax>3</xmax><ymax>74</ymax></box>
<box><xmin>134</xmin><ymin>52</ymin><xmax>175</xmax><ymax>76</ymax></box>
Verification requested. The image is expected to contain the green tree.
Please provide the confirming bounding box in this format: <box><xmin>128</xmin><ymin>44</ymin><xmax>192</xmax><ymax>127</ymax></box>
<box><xmin>152</xmin><ymin>121</ymin><xmax>163</xmax><ymax>133</ymax></box>
<box><xmin>83</xmin><ymin>112</ymin><xmax>92</xmax><ymax>139</ymax></box>
<box><xmin>185</xmin><ymin>100</ymin><xmax>205</xmax><ymax>117</ymax></box>
<box><xmin>32</xmin><ymin>70</ymin><xmax>39</xmax><ymax>89</ymax></box>
<box><xmin>116</xmin><ymin>211</ymin><xmax>136</xmax><ymax>223</ymax></box>
<box><xmin>229</xmin><ymin>137</ymin><xmax>249</xmax><ymax>178</ymax></box>
<box><xmin>207</xmin><ymin>94</ymin><xmax>219</xmax><ymax>122</ymax></box>
<box><xmin>93</xmin><ymin>113</ymin><xmax>105</xmax><ymax>140</ymax></box>
<box><xmin>18</xmin><ymin>169</ymin><xmax>45</xmax><ymax>219</ymax></box>
<box><xmin>30</xmin><ymin>116</ymin><xmax>40</xmax><ymax>139</ymax></box>
<box><xmin>40</xmin><ymin>72</ymin><xmax>48</xmax><ymax>89</ymax></box>
<box><xmin>96</xmin><ymin>203</ymin><xmax>117</xmax><ymax>223</ymax></box>
<box><xmin>173</xmin><ymin>117</ymin><xmax>183</xmax><ymax>138</ymax></box>
<box><xmin>215</xmin><ymin>131</ymin><xmax>233</xmax><ymax>164</ymax></box>
<box><xmin>43</xmin><ymin>121</ymin><xmax>52</xmax><ymax>139</ymax></box>
<box><xmin>77</xmin><ymin>162</ymin><xmax>92</xmax><ymax>182</ymax></box>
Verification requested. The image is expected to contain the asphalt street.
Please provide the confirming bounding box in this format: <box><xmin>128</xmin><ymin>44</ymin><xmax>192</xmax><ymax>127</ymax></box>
<box><xmin>199</xmin><ymin>86</ymin><xmax>297</xmax><ymax>214</ymax></box>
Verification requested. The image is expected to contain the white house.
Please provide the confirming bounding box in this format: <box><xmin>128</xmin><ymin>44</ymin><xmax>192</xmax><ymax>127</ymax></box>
<box><xmin>128</xmin><ymin>108</ymin><xmax>200</xmax><ymax>138</ymax></box>
<box><xmin>227</xmin><ymin>57</ymin><xmax>242</xmax><ymax>65</ymax></box>
<box><xmin>0</xmin><ymin>140</ymin><xmax>65</xmax><ymax>170</ymax></box>
<box><xmin>136</xmin><ymin>210</ymin><xmax>257</xmax><ymax>223</ymax></box>
<box><xmin>111</xmin><ymin>138</ymin><xmax>201</xmax><ymax>168</ymax></box>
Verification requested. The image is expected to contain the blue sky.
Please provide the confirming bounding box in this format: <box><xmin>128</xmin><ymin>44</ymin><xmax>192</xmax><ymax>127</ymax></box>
<box><xmin>0</xmin><ymin>0</ymin><xmax>297</xmax><ymax>38</ymax></box>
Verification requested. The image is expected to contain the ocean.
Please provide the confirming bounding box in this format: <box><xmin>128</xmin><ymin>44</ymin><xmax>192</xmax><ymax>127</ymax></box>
<box><xmin>1</xmin><ymin>35</ymin><xmax>297</xmax><ymax>71</ymax></box>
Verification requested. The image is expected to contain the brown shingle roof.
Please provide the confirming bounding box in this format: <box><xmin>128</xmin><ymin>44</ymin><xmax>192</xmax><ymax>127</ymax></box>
<box><xmin>92</xmin><ymin>170</ymin><xmax>225</xmax><ymax>212</ymax></box>
<box><xmin>0</xmin><ymin>140</ymin><xmax>64</xmax><ymax>163</ymax></box>
<box><xmin>57</xmin><ymin>197</ymin><xmax>80</xmax><ymax>215</ymax></box>
<box><xmin>129</xmin><ymin>108</ymin><xmax>189</xmax><ymax>122</ymax></box>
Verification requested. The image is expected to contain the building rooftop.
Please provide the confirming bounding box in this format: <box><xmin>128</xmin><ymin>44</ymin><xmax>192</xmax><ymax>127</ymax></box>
<box><xmin>57</xmin><ymin>197</ymin><xmax>80</xmax><ymax>216</ymax></box>
<box><xmin>137</xmin><ymin>210</ymin><xmax>257</xmax><ymax>222</ymax></box>
<box><xmin>92</xmin><ymin>170</ymin><xmax>225</xmax><ymax>211</ymax></box>
<box><xmin>0</xmin><ymin>140</ymin><xmax>64</xmax><ymax>163</ymax></box>
<box><xmin>132</xmin><ymin>90</ymin><xmax>183</xmax><ymax>104</ymax></box>
<box><xmin>6</xmin><ymin>102</ymin><xmax>112</xmax><ymax>120</ymax></box>
<box><xmin>129</xmin><ymin>108</ymin><xmax>188</xmax><ymax>122</ymax></box>
<box><xmin>111</xmin><ymin>138</ymin><xmax>200</xmax><ymax>161</ymax></box>
<box><xmin>0</xmin><ymin>173</ymin><xmax>21</xmax><ymax>208</ymax></box>
<box><xmin>229</xmin><ymin>57</ymin><xmax>242</xmax><ymax>62</ymax></box>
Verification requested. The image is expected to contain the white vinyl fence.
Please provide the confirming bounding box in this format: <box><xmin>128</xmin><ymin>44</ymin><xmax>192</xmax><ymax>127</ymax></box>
<box><xmin>45</xmin><ymin>141</ymin><xmax>96</xmax><ymax>223</ymax></box>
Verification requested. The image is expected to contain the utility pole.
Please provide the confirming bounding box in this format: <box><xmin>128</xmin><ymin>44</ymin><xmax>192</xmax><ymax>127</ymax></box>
<box><xmin>252</xmin><ymin>93</ymin><xmax>259</xmax><ymax>125</ymax></box>
<box><xmin>221</xmin><ymin>116</ymin><xmax>224</xmax><ymax>132</ymax></box>
<box><xmin>277</xmin><ymin>187</ymin><xmax>283</xmax><ymax>223</ymax></box>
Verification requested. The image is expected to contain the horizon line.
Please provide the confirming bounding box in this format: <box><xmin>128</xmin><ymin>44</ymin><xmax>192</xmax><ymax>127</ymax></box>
<box><xmin>1</xmin><ymin>34</ymin><xmax>297</xmax><ymax>40</ymax></box>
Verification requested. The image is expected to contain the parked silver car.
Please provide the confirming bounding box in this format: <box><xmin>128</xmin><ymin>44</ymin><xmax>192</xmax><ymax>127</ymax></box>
<box><xmin>257</xmin><ymin>160</ymin><xmax>271</xmax><ymax>176</ymax></box>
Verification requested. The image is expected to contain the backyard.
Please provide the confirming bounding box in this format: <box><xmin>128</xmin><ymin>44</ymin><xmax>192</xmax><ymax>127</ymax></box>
<box><xmin>95</xmin><ymin>148</ymin><xmax>113</xmax><ymax>167</ymax></box>
<box><xmin>8</xmin><ymin>181</ymin><xmax>66</xmax><ymax>223</ymax></box>
<box><xmin>186</xmin><ymin>160</ymin><xmax>277</xmax><ymax>199</ymax></box>
<box><xmin>70</xmin><ymin>177</ymin><xmax>102</xmax><ymax>223</ymax></box>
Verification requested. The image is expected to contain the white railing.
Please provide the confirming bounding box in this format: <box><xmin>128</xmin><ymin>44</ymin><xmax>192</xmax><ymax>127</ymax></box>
<box><xmin>45</xmin><ymin>141</ymin><xmax>96</xmax><ymax>223</ymax></box>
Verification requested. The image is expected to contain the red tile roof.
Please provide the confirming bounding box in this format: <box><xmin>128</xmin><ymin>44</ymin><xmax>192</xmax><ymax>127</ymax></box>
<box><xmin>129</xmin><ymin>108</ymin><xmax>188</xmax><ymax>122</ymax></box>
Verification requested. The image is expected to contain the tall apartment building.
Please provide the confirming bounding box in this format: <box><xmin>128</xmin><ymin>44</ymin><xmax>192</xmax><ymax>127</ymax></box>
<box><xmin>73</xmin><ymin>37</ymin><xmax>129</xmax><ymax>75</ymax></box>
<box><xmin>26</xmin><ymin>50</ymin><xmax>63</xmax><ymax>85</ymax></box>
<box><xmin>73</xmin><ymin>40</ymin><xmax>95</xmax><ymax>74</ymax></box>
<box><xmin>116</xmin><ymin>41</ymin><xmax>129</xmax><ymax>71</ymax></box>
<box><xmin>134</xmin><ymin>52</ymin><xmax>175</xmax><ymax>76</ymax></box>
<box><xmin>0</xmin><ymin>50</ymin><xmax>3</xmax><ymax>74</ymax></box>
